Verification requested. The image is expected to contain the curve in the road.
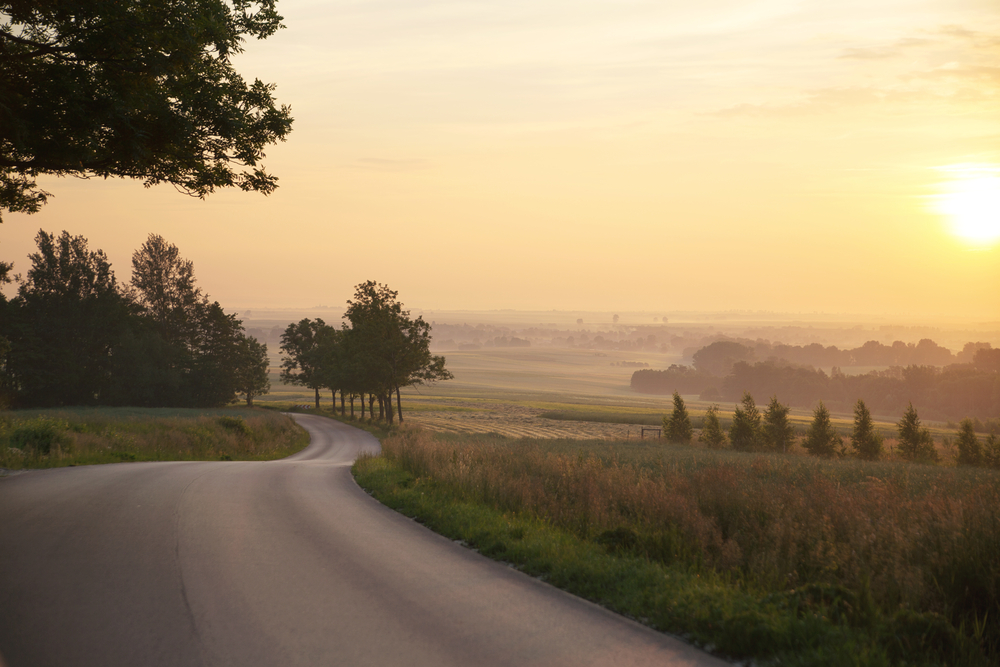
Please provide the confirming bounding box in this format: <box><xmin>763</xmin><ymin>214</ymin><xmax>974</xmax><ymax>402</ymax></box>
<box><xmin>0</xmin><ymin>414</ymin><xmax>728</xmax><ymax>666</ymax></box>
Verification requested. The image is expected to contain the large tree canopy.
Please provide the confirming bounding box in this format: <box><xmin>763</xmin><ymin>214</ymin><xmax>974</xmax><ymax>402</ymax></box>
<box><xmin>0</xmin><ymin>0</ymin><xmax>293</xmax><ymax>220</ymax></box>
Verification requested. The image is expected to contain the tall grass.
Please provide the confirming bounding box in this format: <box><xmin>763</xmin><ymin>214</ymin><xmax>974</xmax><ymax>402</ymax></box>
<box><xmin>379</xmin><ymin>428</ymin><xmax>1000</xmax><ymax>657</ymax></box>
<box><xmin>0</xmin><ymin>407</ymin><xmax>308</xmax><ymax>468</ymax></box>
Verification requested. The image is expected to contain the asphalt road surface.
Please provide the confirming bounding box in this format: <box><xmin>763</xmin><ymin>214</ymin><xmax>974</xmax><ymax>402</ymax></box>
<box><xmin>0</xmin><ymin>414</ymin><xmax>728</xmax><ymax>667</ymax></box>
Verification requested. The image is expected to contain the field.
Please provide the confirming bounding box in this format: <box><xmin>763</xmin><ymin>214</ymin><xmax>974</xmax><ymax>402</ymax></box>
<box><xmin>0</xmin><ymin>407</ymin><xmax>308</xmax><ymax>470</ymax></box>
<box><xmin>355</xmin><ymin>428</ymin><xmax>1000</xmax><ymax>666</ymax></box>
<box><xmin>261</xmin><ymin>346</ymin><xmax>963</xmax><ymax>459</ymax></box>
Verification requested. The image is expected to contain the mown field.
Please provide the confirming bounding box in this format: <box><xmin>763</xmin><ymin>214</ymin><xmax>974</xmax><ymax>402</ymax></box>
<box><xmin>0</xmin><ymin>407</ymin><xmax>308</xmax><ymax>470</ymax></box>
<box><xmin>355</xmin><ymin>427</ymin><xmax>1000</xmax><ymax>667</ymax></box>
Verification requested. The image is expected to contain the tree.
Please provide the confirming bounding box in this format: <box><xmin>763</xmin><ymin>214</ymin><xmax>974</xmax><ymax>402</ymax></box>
<box><xmin>850</xmin><ymin>399</ymin><xmax>883</xmax><ymax>460</ymax></box>
<box><xmin>983</xmin><ymin>434</ymin><xmax>1000</xmax><ymax>469</ymax></box>
<box><xmin>802</xmin><ymin>401</ymin><xmax>841</xmax><ymax>458</ymax></box>
<box><xmin>234</xmin><ymin>334</ymin><xmax>269</xmax><ymax>407</ymax></box>
<box><xmin>128</xmin><ymin>234</ymin><xmax>247</xmax><ymax>407</ymax></box>
<box><xmin>663</xmin><ymin>391</ymin><xmax>693</xmax><ymax>443</ymax></box>
<box><xmin>729</xmin><ymin>391</ymin><xmax>762</xmax><ymax>451</ymax></box>
<box><xmin>954</xmin><ymin>419</ymin><xmax>982</xmax><ymax>466</ymax></box>
<box><xmin>280</xmin><ymin>318</ymin><xmax>327</xmax><ymax>410</ymax></box>
<box><xmin>5</xmin><ymin>230</ymin><xmax>131</xmax><ymax>405</ymax></box>
<box><xmin>692</xmin><ymin>341</ymin><xmax>755</xmax><ymax>377</ymax></box>
<box><xmin>896</xmin><ymin>402</ymin><xmax>937</xmax><ymax>463</ymax></box>
<box><xmin>699</xmin><ymin>405</ymin><xmax>727</xmax><ymax>448</ymax></box>
<box><xmin>130</xmin><ymin>234</ymin><xmax>206</xmax><ymax>346</ymax></box>
<box><xmin>0</xmin><ymin>0</ymin><xmax>293</xmax><ymax>221</ymax></box>
<box><xmin>762</xmin><ymin>395</ymin><xmax>794</xmax><ymax>453</ymax></box>
<box><xmin>343</xmin><ymin>281</ymin><xmax>451</xmax><ymax>423</ymax></box>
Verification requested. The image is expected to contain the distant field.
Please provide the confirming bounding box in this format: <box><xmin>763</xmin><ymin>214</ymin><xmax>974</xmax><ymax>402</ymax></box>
<box><xmin>259</xmin><ymin>346</ymin><xmax>958</xmax><ymax>450</ymax></box>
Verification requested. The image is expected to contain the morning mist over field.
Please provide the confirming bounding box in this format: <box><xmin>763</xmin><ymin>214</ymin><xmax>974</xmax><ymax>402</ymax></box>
<box><xmin>2</xmin><ymin>0</ymin><xmax>999</xmax><ymax>319</ymax></box>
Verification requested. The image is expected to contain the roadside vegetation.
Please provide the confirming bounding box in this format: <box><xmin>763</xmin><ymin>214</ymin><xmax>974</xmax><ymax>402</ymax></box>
<box><xmin>354</xmin><ymin>427</ymin><xmax>999</xmax><ymax>666</ymax></box>
<box><xmin>0</xmin><ymin>407</ymin><xmax>308</xmax><ymax>470</ymax></box>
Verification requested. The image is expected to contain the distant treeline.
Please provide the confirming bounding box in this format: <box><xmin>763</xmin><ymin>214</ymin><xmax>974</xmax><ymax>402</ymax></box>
<box><xmin>632</xmin><ymin>342</ymin><xmax>1000</xmax><ymax>424</ymax></box>
<box><xmin>0</xmin><ymin>231</ymin><xmax>269</xmax><ymax>408</ymax></box>
<box><xmin>686</xmin><ymin>337</ymin><xmax>985</xmax><ymax>371</ymax></box>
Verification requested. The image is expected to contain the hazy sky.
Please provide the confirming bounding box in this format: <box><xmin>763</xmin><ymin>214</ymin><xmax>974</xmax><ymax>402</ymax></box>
<box><xmin>2</xmin><ymin>0</ymin><xmax>999</xmax><ymax>319</ymax></box>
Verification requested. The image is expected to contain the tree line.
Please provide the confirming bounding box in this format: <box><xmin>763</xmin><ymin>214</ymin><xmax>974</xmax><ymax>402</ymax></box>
<box><xmin>0</xmin><ymin>231</ymin><xmax>269</xmax><ymax>408</ymax></box>
<box><xmin>279</xmin><ymin>281</ymin><xmax>452</xmax><ymax>424</ymax></box>
<box><xmin>661</xmin><ymin>391</ymin><xmax>1000</xmax><ymax>468</ymax></box>
<box><xmin>632</xmin><ymin>346</ymin><xmax>1000</xmax><ymax>423</ymax></box>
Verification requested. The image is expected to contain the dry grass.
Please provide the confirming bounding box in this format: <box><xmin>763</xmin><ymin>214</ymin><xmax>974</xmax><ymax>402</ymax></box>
<box><xmin>381</xmin><ymin>427</ymin><xmax>1000</xmax><ymax>644</ymax></box>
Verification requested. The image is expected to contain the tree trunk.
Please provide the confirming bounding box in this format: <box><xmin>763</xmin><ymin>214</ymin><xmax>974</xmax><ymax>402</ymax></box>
<box><xmin>314</xmin><ymin>386</ymin><xmax>320</xmax><ymax>410</ymax></box>
<box><xmin>377</xmin><ymin>394</ymin><xmax>384</xmax><ymax>421</ymax></box>
<box><xmin>396</xmin><ymin>385</ymin><xmax>403</xmax><ymax>423</ymax></box>
<box><xmin>330</xmin><ymin>389</ymin><xmax>336</xmax><ymax>411</ymax></box>
<box><xmin>246</xmin><ymin>392</ymin><xmax>253</xmax><ymax>408</ymax></box>
<box><xmin>350</xmin><ymin>395</ymin><xmax>355</xmax><ymax>418</ymax></box>
<box><xmin>385</xmin><ymin>392</ymin><xmax>394</xmax><ymax>425</ymax></box>
<box><xmin>360</xmin><ymin>394</ymin><xmax>365</xmax><ymax>419</ymax></box>
<box><xmin>368</xmin><ymin>394</ymin><xmax>375</xmax><ymax>419</ymax></box>
<box><xmin>340</xmin><ymin>393</ymin><xmax>345</xmax><ymax>416</ymax></box>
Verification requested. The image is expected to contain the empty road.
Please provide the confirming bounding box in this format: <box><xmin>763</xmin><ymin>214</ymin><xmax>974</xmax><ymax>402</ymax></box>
<box><xmin>0</xmin><ymin>414</ymin><xmax>727</xmax><ymax>666</ymax></box>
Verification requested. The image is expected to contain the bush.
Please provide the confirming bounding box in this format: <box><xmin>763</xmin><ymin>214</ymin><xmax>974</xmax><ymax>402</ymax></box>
<box><xmin>9</xmin><ymin>417</ymin><xmax>70</xmax><ymax>454</ymax></box>
<box><xmin>216</xmin><ymin>415</ymin><xmax>251</xmax><ymax>436</ymax></box>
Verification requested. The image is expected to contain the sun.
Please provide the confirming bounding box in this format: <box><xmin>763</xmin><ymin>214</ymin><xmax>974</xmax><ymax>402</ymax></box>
<box><xmin>928</xmin><ymin>164</ymin><xmax>1000</xmax><ymax>245</ymax></box>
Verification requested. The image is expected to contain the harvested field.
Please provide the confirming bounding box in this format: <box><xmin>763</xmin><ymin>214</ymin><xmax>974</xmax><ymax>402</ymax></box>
<box><xmin>406</xmin><ymin>401</ymin><xmax>654</xmax><ymax>440</ymax></box>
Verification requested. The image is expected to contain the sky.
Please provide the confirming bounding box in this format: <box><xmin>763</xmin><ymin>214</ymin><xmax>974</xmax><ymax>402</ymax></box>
<box><xmin>2</xmin><ymin>0</ymin><xmax>999</xmax><ymax>319</ymax></box>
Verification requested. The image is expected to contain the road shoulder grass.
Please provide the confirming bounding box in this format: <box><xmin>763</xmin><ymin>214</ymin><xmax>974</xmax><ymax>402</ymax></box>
<box><xmin>0</xmin><ymin>407</ymin><xmax>309</xmax><ymax>470</ymax></box>
<box><xmin>353</xmin><ymin>441</ymin><xmax>992</xmax><ymax>667</ymax></box>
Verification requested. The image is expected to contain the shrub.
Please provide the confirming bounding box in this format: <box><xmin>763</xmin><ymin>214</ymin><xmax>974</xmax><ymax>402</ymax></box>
<box><xmin>216</xmin><ymin>415</ymin><xmax>251</xmax><ymax>436</ymax></box>
<box><xmin>9</xmin><ymin>417</ymin><xmax>70</xmax><ymax>454</ymax></box>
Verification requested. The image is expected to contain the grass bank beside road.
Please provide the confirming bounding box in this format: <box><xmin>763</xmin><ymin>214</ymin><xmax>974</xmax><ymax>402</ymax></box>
<box><xmin>353</xmin><ymin>428</ymin><xmax>998</xmax><ymax>667</ymax></box>
<box><xmin>0</xmin><ymin>407</ymin><xmax>308</xmax><ymax>470</ymax></box>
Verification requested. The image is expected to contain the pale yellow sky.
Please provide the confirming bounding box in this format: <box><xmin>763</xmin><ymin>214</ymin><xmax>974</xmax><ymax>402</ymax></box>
<box><xmin>2</xmin><ymin>0</ymin><xmax>999</xmax><ymax>318</ymax></box>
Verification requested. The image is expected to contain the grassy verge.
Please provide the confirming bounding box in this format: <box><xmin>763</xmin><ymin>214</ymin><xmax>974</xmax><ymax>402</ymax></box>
<box><xmin>0</xmin><ymin>407</ymin><xmax>309</xmax><ymax>469</ymax></box>
<box><xmin>353</xmin><ymin>429</ymin><xmax>997</xmax><ymax>666</ymax></box>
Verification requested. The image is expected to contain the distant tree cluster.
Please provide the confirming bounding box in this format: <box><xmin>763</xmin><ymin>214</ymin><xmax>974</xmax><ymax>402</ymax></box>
<box><xmin>686</xmin><ymin>337</ymin><xmax>978</xmax><ymax>371</ymax></box>
<box><xmin>0</xmin><ymin>231</ymin><xmax>268</xmax><ymax>408</ymax></box>
<box><xmin>633</xmin><ymin>352</ymin><xmax>1000</xmax><ymax>423</ymax></box>
<box><xmin>279</xmin><ymin>282</ymin><xmax>452</xmax><ymax>423</ymax></box>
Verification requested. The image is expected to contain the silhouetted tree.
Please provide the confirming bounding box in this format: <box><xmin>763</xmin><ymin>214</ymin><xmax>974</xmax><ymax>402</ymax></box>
<box><xmin>280</xmin><ymin>318</ymin><xmax>327</xmax><ymax>410</ymax></box>
<box><xmin>0</xmin><ymin>0</ymin><xmax>292</xmax><ymax>221</ymax></box>
<box><xmin>235</xmin><ymin>335</ymin><xmax>270</xmax><ymax>407</ymax></box>
<box><xmin>344</xmin><ymin>281</ymin><xmax>452</xmax><ymax>423</ymax></box>
<box><xmin>850</xmin><ymin>399</ymin><xmax>883</xmax><ymax>461</ymax></box>
<box><xmin>663</xmin><ymin>391</ymin><xmax>693</xmax><ymax>443</ymax></box>
<box><xmin>5</xmin><ymin>230</ymin><xmax>131</xmax><ymax>405</ymax></box>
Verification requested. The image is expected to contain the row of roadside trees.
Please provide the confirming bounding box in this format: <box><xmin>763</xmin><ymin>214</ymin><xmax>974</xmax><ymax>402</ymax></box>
<box><xmin>279</xmin><ymin>281</ymin><xmax>452</xmax><ymax>424</ymax></box>
<box><xmin>662</xmin><ymin>391</ymin><xmax>1000</xmax><ymax>467</ymax></box>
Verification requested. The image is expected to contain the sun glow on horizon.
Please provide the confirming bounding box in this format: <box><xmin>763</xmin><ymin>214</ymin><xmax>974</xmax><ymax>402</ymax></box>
<box><xmin>928</xmin><ymin>164</ymin><xmax>1000</xmax><ymax>246</ymax></box>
